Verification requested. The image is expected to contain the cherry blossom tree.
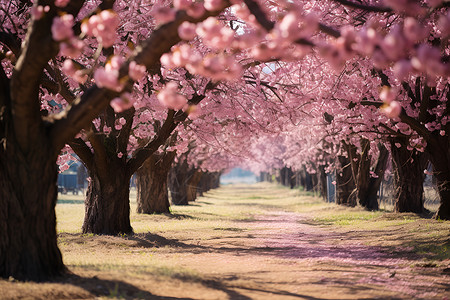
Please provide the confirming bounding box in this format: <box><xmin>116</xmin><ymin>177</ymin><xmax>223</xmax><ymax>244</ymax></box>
<box><xmin>1</xmin><ymin>0</ymin><xmax>450</xmax><ymax>283</ymax></box>
<box><xmin>0</xmin><ymin>0</ymin><xmax>230</xmax><ymax>280</ymax></box>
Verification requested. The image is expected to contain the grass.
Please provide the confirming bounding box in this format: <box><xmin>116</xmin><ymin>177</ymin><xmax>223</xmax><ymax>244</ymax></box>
<box><xmin>3</xmin><ymin>182</ymin><xmax>449</xmax><ymax>299</ymax></box>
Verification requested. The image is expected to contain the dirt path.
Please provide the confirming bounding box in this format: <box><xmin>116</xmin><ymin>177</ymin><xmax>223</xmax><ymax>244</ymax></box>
<box><xmin>172</xmin><ymin>210</ymin><xmax>448</xmax><ymax>299</ymax></box>
<box><xmin>1</xmin><ymin>183</ymin><xmax>449</xmax><ymax>299</ymax></box>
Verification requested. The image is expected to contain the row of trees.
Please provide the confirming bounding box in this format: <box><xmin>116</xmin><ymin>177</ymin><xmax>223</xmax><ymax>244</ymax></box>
<box><xmin>0</xmin><ymin>0</ymin><xmax>448</xmax><ymax>281</ymax></box>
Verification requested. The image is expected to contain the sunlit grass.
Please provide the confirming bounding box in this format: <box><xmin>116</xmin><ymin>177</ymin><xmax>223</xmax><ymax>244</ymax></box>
<box><xmin>56</xmin><ymin>182</ymin><xmax>450</xmax><ymax>269</ymax></box>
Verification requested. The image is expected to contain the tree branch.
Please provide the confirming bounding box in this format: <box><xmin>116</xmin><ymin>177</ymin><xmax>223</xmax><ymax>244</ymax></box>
<box><xmin>88</xmin><ymin>128</ymin><xmax>110</xmax><ymax>182</ymax></box>
<box><xmin>50</xmin><ymin>86</ymin><xmax>120</xmax><ymax>155</ymax></box>
<box><xmin>10</xmin><ymin>2</ymin><xmax>59</xmax><ymax>153</ymax></box>
<box><xmin>242</xmin><ymin>0</ymin><xmax>274</xmax><ymax>31</ymax></box>
<box><xmin>68</xmin><ymin>138</ymin><xmax>94</xmax><ymax>170</ymax></box>
<box><xmin>117</xmin><ymin>107</ymin><xmax>135</xmax><ymax>155</ymax></box>
<box><xmin>243</xmin><ymin>0</ymin><xmax>340</xmax><ymax>39</ymax></box>
<box><xmin>333</xmin><ymin>0</ymin><xmax>392</xmax><ymax>13</ymax></box>
<box><xmin>127</xmin><ymin>89</ymin><xmax>209</xmax><ymax>176</ymax></box>
<box><xmin>50</xmin><ymin>2</ymin><xmax>231</xmax><ymax>155</ymax></box>
<box><xmin>398</xmin><ymin>112</ymin><xmax>431</xmax><ymax>142</ymax></box>
<box><xmin>0</xmin><ymin>31</ymin><xmax>21</xmax><ymax>56</ymax></box>
<box><xmin>127</xmin><ymin>109</ymin><xmax>177</xmax><ymax>176</ymax></box>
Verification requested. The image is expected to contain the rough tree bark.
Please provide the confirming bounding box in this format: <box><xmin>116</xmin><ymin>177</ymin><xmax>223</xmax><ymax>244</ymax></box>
<box><xmin>0</xmin><ymin>143</ymin><xmax>65</xmax><ymax>281</ymax></box>
<box><xmin>136</xmin><ymin>151</ymin><xmax>176</xmax><ymax>214</ymax></box>
<box><xmin>82</xmin><ymin>162</ymin><xmax>132</xmax><ymax>234</ymax></box>
<box><xmin>390</xmin><ymin>137</ymin><xmax>428</xmax><ymax>213</ymax></box>
<box><xmin>336</xmin><ymin>154</ymin><xmax>356</xmax><ymax>206</ymax></box>
<box><xmin>318</xmin><ymin>165</ymin><xmax>328</xmax><ymax>201</ymax></box>
<box><xmin>348</xmin><ymin>140</ymin><xmax>389</xmax><ymax>211</ymax></box>
<box><xmin>1</xmin><ymin>0</ymin><xmax>231</xmax><ymax>280</ymax></box>
<box><xmin>169</xmin><ymin>156</ymin><xmax>190</xmax><ymax>205</ymax></box>
<box><xmin>426</xmin><ymin>134</ymin><xmax>450</xmax><ymax>219</ymax></box>
<box><xmin>357</xmin><ymin>143</ymin><xmax>389</xmax><ymax>210</ymax></box>
<box><xmin>187</xmin><ymin>170</ymin><xmax>203</xmax><ymax>202</ymax></box>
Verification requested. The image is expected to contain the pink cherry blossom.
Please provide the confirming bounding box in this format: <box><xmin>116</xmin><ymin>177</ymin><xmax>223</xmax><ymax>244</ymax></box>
<box><xmin>204</xmin><ymin>0</ymin><xmax>223</xmax><ymax>11</ymax></box>
<box><xmin>157</xmin><ymin>82</ymin><xmax>187</xmax><ymax>110</ymax></box>
<box><xmin>51</xmin><ymin>14</ymin><xmax>74</xmax><ymax>41</ymax></box>
<box><xmin>81</xmin><ymin>10</ymin><xmax>119</xmax><ymax>47</ymax></box>
<box><xmin>173</xmin><ymin>0</ymin><xmax>192</xmax><ymax>10</ymax></box>
<box><xmin>128</xmin><ymin>61</ymin><xmax>146</xmax><ymax>81</ymax></box>
<box><xmin>379</xmin><ymin>87</ymin><xmax>396</xmax><ymax>104</ymax></box>
<box><xmin>178</xmin><ymin>22</ymin><xmax>197</xmax><ymax>40</ymax></box>
<box><xmin>153</xmin><ymin>6</ymin><xmax>176</xmax><ymax>25</ymax></box>
<box><xmin>62</xmin><ymin>59</ymin><xmax>88</xmax><ymax>84</ymax></box>
<box><xmin>381</xmin><ymin>101</ymin><xmax>402</xmax><ymax>118</ymax></box>
<box><xmin>94</xmin><ymin>56</ymin><xmax>125</xmax><ymax>92</ymax></box>
<box><xmin>110</xmin><ymin>93</ymin><xmax>134</xmax><ymax>113</ymax></box>
<box><xmin>186</xmin><ymin>3</ymin><xmax>205</xmax><ymax>18</ymax></box>
<box><xmin>59</xmin><ymin>38</ymin><xmax>84</xmax><ymax>58</ymax></box>
<box><xmin>54</xmin><ymin>0</ymin><xmax>70</xmax><ymax>7</ymax></box>
<box><xmin>31</xmin><ymin>5</ymin><xmax>49</xmax><ymax>20</ymax></box>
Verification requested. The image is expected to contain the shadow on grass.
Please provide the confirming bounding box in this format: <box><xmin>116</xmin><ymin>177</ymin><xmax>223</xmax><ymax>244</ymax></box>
<box><xmin>128</xmin><ymin>233</ymin><xmax>208</xmax><ymax>250</ymax></box>
<box><xmin>65</xmin><ymin>270</ymin><xmax>322</xmax><ymax>300</ymax></box>
<box><xmin>64</xmin><ymin>273</ymin><xmax>194</xmax><ymax>299</ymax></box>
<box><xmin>163</xmin><ymin>213</ymin><xmax>196</xmax><ymax>220</ymax></box>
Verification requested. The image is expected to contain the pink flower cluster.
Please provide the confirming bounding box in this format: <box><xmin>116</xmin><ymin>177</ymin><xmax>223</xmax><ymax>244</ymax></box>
<box><xmin>62</xmin><ymin>59</ymin><xmax>88</xmax><ymax>84</ymax></box>
<box><xmin>157</xmin><ymin>82</ymin><xmax>187</xmax><ymax>110</ymax></box>
<box><xmin>51</xmin><ymin>14</ymin><xmax>84</xmax><ymax>58</ymax></box>
<box><xmin>81</xmin><ymin>10</ymin><xmax>119</xmax><ymax>48</ymax></box>
<box><xmin>161</xmin><ymin>45</ymin><xmax>242</xmax><ymax>81</ymax></box>
<box><xmin>379</xmin><ymin>87</ymin><xmax>402</xmax><ymax>118</ymax></box>
<box><xmin>31</xmin><ymin>5</ymin><xmax>49</xmax><ymax>20</ymax></box>
<box><xmin>94</xmin><ymin>56</ymin><xmax>125</xmax><ymax>92</ymax></box>
<box><xmin>110</xmin><ymin>92</ymin><xmax>135</xmax><ymax>113</ymax></box>
<box><xmin>52</xmin><ymin>14</ymin><xmax>75</xmax><ymax>41</ymax></box>
<box><xmin>115</xmin><ymin>117</ymin><xmax>127</xmax><ymax>130</ymax></box>
<box><xmin>55</xmin><ymin>0</ymin><xmax>70</xmax><ymax>7</ymax></box>
<box><xmin>128</xmin><ymin>61</ymin><xmax>146</xmax><ymax>81</ymax></box>
<box><xmin>196</xmin><ymin>17</ymin><xmax>234</xmax><ymax>49</ymax></box>
<box><xmin>173</xmin><ymin>0</ymin><xmax>206</xmax><ymax>18</ymax></box>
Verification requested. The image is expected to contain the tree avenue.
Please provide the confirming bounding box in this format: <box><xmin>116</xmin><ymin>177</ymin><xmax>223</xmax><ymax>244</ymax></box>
<box><xmin>0</xmin><ymin>0</ymin><xmax>449</xmax><ymax>281</ymax></box>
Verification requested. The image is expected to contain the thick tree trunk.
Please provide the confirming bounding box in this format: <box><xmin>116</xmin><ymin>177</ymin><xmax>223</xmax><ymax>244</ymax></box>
<box><xmin>303</xmin><ymin>167</ymin><xmax>314</xmax><ymax>191</ymax></box>
<box><xmin>136</xmin><ymin>151</ymin><xmax>176</xmax><ymax>214</ymax></box>
<box><xmin>259</xmin><ymin>171</ymin><xmax>271</xmax><ymax>182</ymax></box>
<box><xmin>187</xmin><ymin>170</ymin><xmax>203</xmax><ymax>202</ymax></box>
<box><xmin>169</xmin><ymin>158</ymin><xmax>190</xmax><ymax>205</ymax></box>
<box><xmin>427</xmin><ymin>137</ymin><xmax>450</xmax><ymax>220</ymax></box>
<box><xmin>198</xmin><ymin>171</ymin><xmax>220</xmax><ymax>194</ymax></box>
<box><xmin>318</xmin><ymin>165</ymin><xmax>328</xmax><ymax>201</ymax></box>
<box><xmin>280</xmin><ymin>167</ymin><xmax>295</xmax><ymax>188</ymax></box>
<box><xmin>354</xmin><ymin>142</ymin><xmax>389</xmax><ymax>211</ymax></box>
<box><xmin>390</xmin><ymin>138</ymin><xmax>427</xmax><ymax>214</ymax></box>
<box><xmin>336</xmin><ymin>154</ymin><xmax>356</xmax><ymax>206</ymax></box>
<box><xmin>357</xmin><ymin>144</ymin><xmax>389</xmax><ymax>210</ymax></box>
<box><xmin>210</xmin><ymin>172</ymin><xmax>221</xmax><ymax>189</ymax></box>
<box><xmin>82</xmin><ymin>164</ymin><xmax>132</xmax><ymax>235</ymax></box>
<box><xmin>198</xmin><ymin>171</ymin><xmax>208</xmax><ymax>196</ymax></box>
<box><xmin>280</xmin><ymin>167</ymin><xmax>287</xmax><ymax>186</ymax></box>
<box><xmin>0</xmin><ymin>143</ymin><xmax>65</xmax><ymax>281</ymax></box>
